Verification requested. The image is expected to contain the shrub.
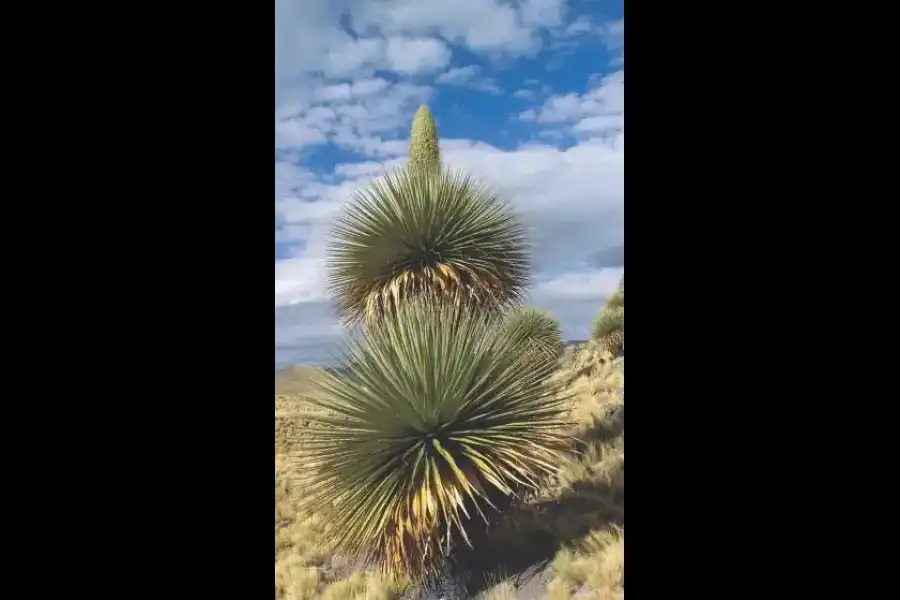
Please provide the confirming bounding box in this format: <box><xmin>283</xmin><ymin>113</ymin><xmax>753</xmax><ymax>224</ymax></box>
<box><xmin>591</xmin><ymin>311</ymin><xmax>623</xmax><ymax>354</ymax></box>
<box><xmin>591</xmin><ymin>277</ymin><xmax>624</xmax><ymax>356</ymax></box>
<box><xmin>299</xmin><ymin>300</ymin><xmax>571</xmax><ymax>582</ymax></box>
<box><xmin>326</xmin><ymin>167</ymin><xmax>530</xmax><ymax>326</ymax></box>
<box><xmin>502</xmin><ymin>306</ymin><xmax>565</xmax><ymax>365</ymax></box>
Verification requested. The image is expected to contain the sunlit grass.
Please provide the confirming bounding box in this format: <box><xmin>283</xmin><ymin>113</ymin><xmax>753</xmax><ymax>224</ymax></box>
<box><xmin>545</xmin><ymin>527</ymin><xmax>624</xmax><ymax>600</ymax></box>
<box><xmin>540</xmin><ymin>348</ymin><xmax>624</xmax><ymax>600</ymax></box>
<box><xmin>318</xmin><ymin>571</ymin><xmax>408</xmax><ymax>600</ymax></box>
<box><xmin>274</xmin><ymin>556</ymin><xmax>322</xmax><ymax>600</ymax></box>
<box><xmin>275</xmin><ymin>451</ymin><xmax>409</xmax><ymax>599</ymax></box>
<box><xmin>475</xmin><ymin>575</ymin><xmax>518</xmax><ymax>600</ymax></box>
<box><xmin>275</xmin><ymin>375</ymin><xmax>410</xmax><ymax>600</ymax></box>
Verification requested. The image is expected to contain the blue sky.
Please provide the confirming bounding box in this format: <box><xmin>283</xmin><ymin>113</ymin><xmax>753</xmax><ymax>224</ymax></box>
<box><xmin>275</xmin><ymin>0</ymin><xmax>624</xmax><ymax>369</ymax></box>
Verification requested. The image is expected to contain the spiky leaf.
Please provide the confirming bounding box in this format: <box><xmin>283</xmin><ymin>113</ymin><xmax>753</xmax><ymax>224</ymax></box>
<box><xmin>592</xmin><ymin>310</ymin><xmax>624</xmax><ymax>356</ymax></box>
<box><xmin>592</xmin><ymin>310</ymin><xmax>623</xmax><ymax>339</ymax></box>
<box><xmin>591</xmin><ymin>277</ymin><xmax>624</xmax><ymax>356</ymax></box>
<box><xmin>503</xmin><ymin>307</ymin><xmax>565</xmax><ymax>365</ymax></box>
<box><xmin>409</xmin><ymin>104</ymin><xmax>441</xmax><ymax>174</ymax></box>
<box><xmin>327</xmin><ymin>167</ymin><xmax>530</xmax><ymax>325</ymax></box>
<box><xmin>299</xmin><ymin>300</ymin><xmax>570</xmax><ymax>581</ymax></box>
<box><xmin>606</xmin><ymin>278</ymin><xmax>624</xmax><ymax>310</ymax></box>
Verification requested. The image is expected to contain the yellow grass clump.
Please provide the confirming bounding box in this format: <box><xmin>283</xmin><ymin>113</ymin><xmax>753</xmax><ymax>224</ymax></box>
<box><xmin>276</xmin><ymin>453</ymin><xmax>409</xmax><ymax>599</ymax></box>
<box><xmin>274</xmin><ymin>367</ymin><xmax>409</xmax><ymax>600</ymax></box>
<box><xmin>477</xmin><ymin>580</ymin><xmax>518</xmax><ymax>599</ymax></box>
<box><xmin>541</xmin><ymin>346</ymin><xmax>624</xmax><ymax>600</ymax></box>
<box><xmin>545</xmin><ymin>527</ymin><xmax>624</xmax><ymax>600</ymax></box>
<box><xmin>318</xmin><ymin>572</ymin><xmax>408</xmax><ymax>600</ymax></box>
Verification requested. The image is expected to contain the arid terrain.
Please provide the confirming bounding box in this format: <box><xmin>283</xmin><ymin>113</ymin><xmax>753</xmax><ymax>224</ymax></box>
<box><xmin>274</xmin><ymin>341</ymin><xmax>624</xmax><ymax>600</ymax></box>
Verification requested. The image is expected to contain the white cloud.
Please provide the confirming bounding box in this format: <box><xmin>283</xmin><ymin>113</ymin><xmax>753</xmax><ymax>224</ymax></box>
<box><xmin>513</xmin><ymin>83</ymin><xmax>552</xmax><ymax>102</ymax></box>
<box><xmin>275</xmin><ymin>258</ymin><xmax>331</xmax><ymax>307</ymax></box>
<box><xmin>532</xmin><ymin>268</ymin><xmax>624</xmax><ymax>302</ymax></box>
<box><xmin>437</xmin><ymin>66</ymin><xmax>481</xmax><ymax>86</ymax></box>
<box><xmin>273</xmin><ymin>1</ymin><xmax>592</xmax><ymax>154</ymax></box>
<box><xmin>520</xmin><ymin>70</ymin><xmax>624</xmax><ymax>141</ymax></box>
<box><xmin>384</xmin><ymin>37</ymin><xmax>453</xmax><ymax>74</ymax></box>
<box><xmin>519</xmin><ymin>108</ymin><xmax>538</xmax><ymax>122</ymax></box>
<box><xmin>519</xmin><ymin>0</ymin><xmax>567</xmax><ymax>29</ymax></box>
<box><xmin>273</xmin><ymin>118</ymin><xmax>329</xmax><ymax>151</ymax></box>
<box><xmin>562</xmin><ymin>15</ymin><xmax>594</xmax><ymax>37</ymax></box>
<box><xmin>573</xmin><ymin>115</ymin><xmax>625</xmax><ymax>136</ymax></box>
<box><xmin>333</xmin><ymin>160</ymin><xmax>402</xmax><ymax>180</ymax></box>
<box><xmin>312</xmin><ymin>35</ymin><xmax>452</xmax><ymax>81</ymax></box>
<box><xmin>314</xmin><ymin>78</ymin><xmax>391</xmax><ymax>103</ymax></box>
<box><xmin>275</xmin><ymin>81</ymin><xmax>433</xmax><ymax>153</ymax></box>
<box><xmin>274</xmin><ymin>2</ymin><xmax>626</xmax><ymax>365</ymax></box>
<box><xmin>275</xmin><ymin>134</ymin><xmax>624</xmax><ymax>314</ymax></box>
<box><xmin>472</xmin><ymin>81</ymin><xmax>503</xmax><ymax>94</ymax></box>
<box><xmin>547</xmin><ymin>15</ymin><xmax>623</xmax><ymax>70</ymax></box>
<box><xmin>601</xmin><ymin>18</ymin><xmax>624</xmax><ymax>66</ymax></box>
<box><xmin>276</xmin><ymin>0</ymin><xmax>569</xmax><ymax>97</ymax></box>
<box><xmin>436</xmin><ymin>65</ymin><xmax>503</xmax><ymax>94</ymax></box>
<box><xmin>513</xmin><ymin>89</ymin><xmax>537</xmax><ymax>101</ymax></box>
<box><xmin>320</xmin><ymin>38</ymin><xmax>385</xmax><ymax>79</ymax></box>
<box><xmin>275</xmin><ymin>120</ymin><xmax>625</xmax><ymax>350</ymax></box>
<box><xmin>349</xmin><ymin>0</ymin><xmax>565</xmax><ymax>56</ymax></box>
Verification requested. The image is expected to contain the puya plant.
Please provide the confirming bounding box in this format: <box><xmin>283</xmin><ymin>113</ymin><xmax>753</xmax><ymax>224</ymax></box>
<box><xmin>327</xmin><ymin>104</ymin><xmax>529</xmax><ymax>327</ymax></box>
<box><xmin>298</xmin><ymin>299</ymin><xmax>571</xmax><ymax>582</ymax></box>
<box><xmin>306</xmin><ymin>106</ymin><xmax>571</xmax><ymax>582</ymax></box>
<box><xmin>502</xmin><ymin>306</ymin><xmax>566</xmax><ymax>365</ymax></box>
<box><xmin>409</xmin><ymin>104</ymin><xmax>441</xmax><ymax>175</ymax></box>
<box><xmin>326</xmin><ymin>162</ymin><xmax>529</xmax><ymax>327</ymax></box>
<box><xmin>592</xmin><ymin>276</ymin><xmax>624</xmax><ymax>356</ymax></box>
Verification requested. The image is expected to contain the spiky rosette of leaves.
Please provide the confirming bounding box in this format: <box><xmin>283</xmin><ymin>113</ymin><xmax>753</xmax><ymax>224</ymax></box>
<box><xmin>590</xmin><ymin>277</ymin><xmax>624</xmax><ymax>356</ymax></box>
<box><xmin>503</xmin><ymin>307</ymin><xmax>565</xmax><ymax>365</ymax></box>
<box><xmin>326</xmin><ymin>167</ymin><xmax>530</xmax><ymax>326</ymax></box>
<box><xmin>605</xmin><ymin>297</ymin><xmax>624</xmax><ymax>314</ymax></box>
<box><xmin>592</xmin><ymin>310</ymin><xmax>624</xmax><ymax>356</ymax></box>
<box><xmin>409</xmin><ymin>104</ymin><xmax>441</xmax><ymax>174</ymax></box>
<box><xmin>606</xmin><ymin>278</ymin><xmax>624</xmax><ymax>310</ymax></box>
<box><xmin>298</xmin><ymin>300</ymin><xmax>571</xmax><ymax>582</ymax></box>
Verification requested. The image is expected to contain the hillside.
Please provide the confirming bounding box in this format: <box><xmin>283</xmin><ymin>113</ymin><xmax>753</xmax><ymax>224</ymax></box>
<box><xmin>275</xmin><ymin>364</ymin><xmax>327</xmax><ymax>396</ymax></box>
<box><xmin>274</xmin><ymin>341</ymin><xmax>624</xmax><ymax>600</ymax></box>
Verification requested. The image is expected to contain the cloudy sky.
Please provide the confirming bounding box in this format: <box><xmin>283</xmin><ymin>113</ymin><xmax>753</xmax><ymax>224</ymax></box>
<box><xmin>275</xmin><ymin>0</ymin><xmax>624</xmax><ymax>369</ymax></box>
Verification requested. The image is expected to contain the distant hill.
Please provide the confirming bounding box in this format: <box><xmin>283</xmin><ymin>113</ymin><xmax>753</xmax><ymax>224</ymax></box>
<box><xmin>274</xmin><ymin>364</ymin><xmax>327</xmax><ymax>397</ymax></box>
<box><xmin>276</xmin><ymin>341</ymin><xmax>589</xmax><ymax>387</ymax></box>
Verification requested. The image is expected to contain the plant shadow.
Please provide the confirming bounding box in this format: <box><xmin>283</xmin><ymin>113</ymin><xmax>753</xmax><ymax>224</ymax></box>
<box><xmin>450</xmin><ymin>419</ymin><xmax>625</xmax><ymax>596</ymax></box>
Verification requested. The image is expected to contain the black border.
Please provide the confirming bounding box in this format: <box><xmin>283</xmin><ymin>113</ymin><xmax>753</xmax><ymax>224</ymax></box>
<box><xmin>83</xmin><ymin>4</ymin><xmax>275</xmax><ymax>597</ymax></box>
<box><xmin>71</xmin><ymin>4</ymin><xmax>835</xmax><ymax>598</ymax></box>
<box><xmin>627</xmin><ymin>4</ymin><xmax>800</xmax><ymax>595</ymax></box>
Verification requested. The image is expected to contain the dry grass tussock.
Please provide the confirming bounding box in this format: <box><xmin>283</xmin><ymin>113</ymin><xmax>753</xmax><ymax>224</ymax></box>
<box><xmin>474</xmin><ymin>574</ymin><xmax>519</xmax><ymax>599</ymax></box>
<box><xmin>539</xmin><ymin>343</ymin><xmax>624</xmax><ymax>600</ymax></box>
<box><xmin>275</xmin><ymin>368</ymin><xmax>409</xmax><ymax>600</ymax></box>
<box><xmin>275</xmin><ymin>445</ymin><xmax>410</xmax><ymax>599</ymax></box>
<box><xmin>274</xmin><ymin>343</ymin><xmax>624</xmax><ymax>599</ymax></box>
<box><xmin>544</xmin><ymin>528</ymin><xmax>624</xmax><ymax>600</ymax></box>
